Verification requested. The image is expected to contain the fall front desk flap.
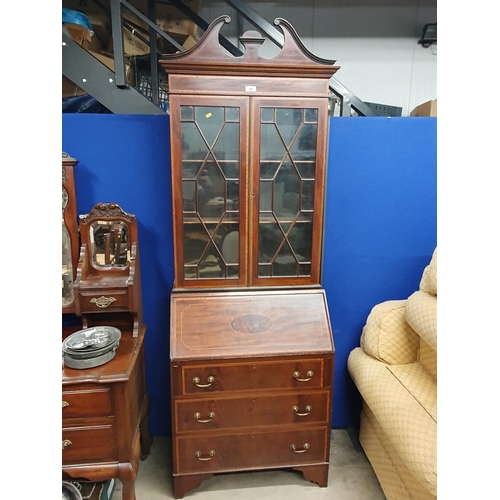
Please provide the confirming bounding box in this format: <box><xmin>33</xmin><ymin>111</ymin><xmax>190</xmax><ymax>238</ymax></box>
<box><xmin>170</xmin><ymin>289</ymin><xmax>334</xmax><ymax>361</ymax></box>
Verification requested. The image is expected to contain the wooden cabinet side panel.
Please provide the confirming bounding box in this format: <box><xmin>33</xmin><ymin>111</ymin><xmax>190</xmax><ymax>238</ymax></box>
<box><xmin>113</xmin><ymin>344</ymin><xmax>146</xmax><ymax>462</ymax></box>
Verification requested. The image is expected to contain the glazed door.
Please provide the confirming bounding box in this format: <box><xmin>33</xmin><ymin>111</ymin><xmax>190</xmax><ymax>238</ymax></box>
<box><xmin>249</xmin><ymin>98</ymin><xmax>328</xmax><ymax>287</ymax></box>
<box><xmin>170</xmin><ymin>95</ymin><xmax>249</xmax><ymax>288</ymax></box>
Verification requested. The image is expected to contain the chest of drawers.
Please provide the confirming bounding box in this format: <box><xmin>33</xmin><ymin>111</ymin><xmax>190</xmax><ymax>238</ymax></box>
<box><xmin>170</xmin><ymin>289</ymin><xmax>335</xmax><ymax>498</ymax></box>
<box><xmin>62</xmin><ymin>325</ymin><xmax>151</xmax><ymax>500</ymax></box>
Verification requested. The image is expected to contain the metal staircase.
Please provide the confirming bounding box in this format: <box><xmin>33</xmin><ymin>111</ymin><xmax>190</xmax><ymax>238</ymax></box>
<box><xmin>62</xmin><ymin>0</ymin><xmax>376</xmax><ymax>116</ymax></box>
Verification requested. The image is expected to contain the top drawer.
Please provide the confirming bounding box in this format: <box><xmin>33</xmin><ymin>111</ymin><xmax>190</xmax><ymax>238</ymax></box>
<box><xmin>62</xmin><ymin>386</ymin><xmax>113</xmax><ymax>419</ymax></box>
<box><xmin>175</xmin><ymin>358</ymin><xmax>328</xmax><ymax>396</ymax></box>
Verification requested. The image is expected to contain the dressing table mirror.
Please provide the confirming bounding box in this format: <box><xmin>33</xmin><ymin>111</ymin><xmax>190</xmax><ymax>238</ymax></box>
<box><xmin>74</xmin><ymin>202</ymin><xmax>143</xmax><ymax>337</ymax></box>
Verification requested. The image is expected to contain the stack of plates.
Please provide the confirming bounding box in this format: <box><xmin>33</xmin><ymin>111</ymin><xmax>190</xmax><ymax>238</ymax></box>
<box><xmin>62</xmin><ymin>326</ymin><xmax>121</xmax><ymax>369</ymax></box>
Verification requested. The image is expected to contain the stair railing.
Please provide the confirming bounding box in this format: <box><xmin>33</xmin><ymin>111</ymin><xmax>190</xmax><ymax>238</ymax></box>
<box><xmin>64</xmin><ymin>0</ymin><xmax>376</xmax><ymax>116</ymax></box>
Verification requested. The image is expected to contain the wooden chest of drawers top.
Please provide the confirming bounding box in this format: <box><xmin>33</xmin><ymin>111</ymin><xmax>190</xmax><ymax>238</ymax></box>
<box><xmin>170</xmin><ymin>289</ymin><xmax>334</xmax><ymax>361</ymax></box>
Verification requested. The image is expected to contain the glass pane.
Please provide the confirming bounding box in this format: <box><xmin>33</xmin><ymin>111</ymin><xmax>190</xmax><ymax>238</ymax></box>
<box><xmin>273</xmin><ymin>244</ymin><xmax>296</xmax><ymax>276</ymax></box>
<box><xmin>259</xmin><ymin>220</ymin><xmax>283</xmax><ymax>263</ymax></box>
<box><xmin>304</xmin><ymin>108</ymin><xmax>318</xmax><ymax>122</ymax></box>
<box><xmin>227</xmin><ymin>266</ymin><xmax>239</xmax><ymax>278</ymax></box>
<box><xmin>182</xmin><ymin>180</ymin><xmax>196</xmax><ymax>212</ymax></box>
<box><xmin>276</xmin><ymin>108</ymin><xmax>301</xmax><ymax>145</ymax></box>
<box><xmin>260</xmin><ymin>124</ymin><xmax>286</xmax><ymax>161</ymax></box>
<box><xmin>289</xmin><ymin>222</ymin><xmax>313</xmax><ymax>261</ymax></box>
<box><xmin>226</xmin><ymin>107</ymin><xmax>240</xmax><ymax>121</ymax></box>
<box><xmin>260</xmin><ymin>161</ymin><xmax>281</xmax><ymax>180</ymax></box>
<box><xmin>197</xmin><ymin>161</ymin><xmax>224</xmax><ymax>217</ymax></box>
<box><xmin>226</xmin><ymin>182</ymin><xmax>239</xmax><ymax>211</ymax></box>
<box><xmin>295</xmin><ymin>162</ymin><xmax>315</xmax><ymax>179</ymax></box>
<box><xmin>261</xmin><ymin>107</ymin><xmax>274</xmax><ymax>122</ymax></box>
<box><xmin>260</xmin><ymin>180</ymin><xmax>273</xmax><ymax>212</ymax></box>
<box><xmin>181</xmin><ymin>122</ymin><xmax>208</xmax><ymax>160</ymax></box>
<box><xmin>180</xmin><ymin>105</ymin><xmax>194</xmax><ymax>121</ymax></box>
<box><xmin>198</xmin><ymin>243</ymin><xmax>223</xmax><ymax>278</ymax></box>
<box><xmin>299</xmin><ymin>263</ymin><xmax>311</xmax><ymax>276</ymax></box>
<box><xmin>183</xmin><ymin>223</ymin><xmax>208</xmax><ymax>265</ymax></box>
<box><xmin>220</xmin><ymin>162</ymin><xmax>239</xmax><ymax>179</ymax></box>
<box><xmin>291</xmin><ymin>124</ymin><xmax>317</xmax><ymax>161</ymax></box>
<box><xmin>221</xmin><ymin>230</ymin><xmax>239</xmax><ymax>265</ymax></box>
<box><xmin>214</xmin><ymin>123</ymin><xmax>239</xmax><ymax>161</ymax></box>
<box><xmin>182</xmin><ymin>161</ymin><xmax>203</xmax><ymax>179</ymax></box>
<box><xmin>302</xmin><ymin>180</ymin><xmax>315</xmax><ymax>210</ymax></box>
<box><xmin>195</xmin><ymin>107</ymin><xmax>224</xmax><ymax>147</ymax></box>
<box><xmin>258</xmin><ymin>264</ymin><xmax>271</xmax><ymax>277</ymax></box>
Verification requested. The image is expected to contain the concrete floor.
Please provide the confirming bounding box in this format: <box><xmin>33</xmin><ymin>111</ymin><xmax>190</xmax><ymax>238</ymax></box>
<box><xmin>112</xmin><ymin>429</ymin><xmax>386</xmax><ymax>499</ymax></box>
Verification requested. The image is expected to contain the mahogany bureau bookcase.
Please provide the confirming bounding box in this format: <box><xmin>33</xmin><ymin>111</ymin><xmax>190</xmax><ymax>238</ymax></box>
<box><xmin>62</xmin><ymin>153</ymin><xmax>151</xmax><ymax>500</ymax></box>
<box><xmin>160</xmin><ymin>16</ymin><xmax>339</xmax><ymax>499</ymax></box>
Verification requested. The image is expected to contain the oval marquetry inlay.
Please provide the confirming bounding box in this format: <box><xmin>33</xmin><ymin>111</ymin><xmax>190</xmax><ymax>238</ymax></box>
<box><xmin>231</xmin><ymin>314</ymin><xmax>273</xmax><ymax>334</ymax></box>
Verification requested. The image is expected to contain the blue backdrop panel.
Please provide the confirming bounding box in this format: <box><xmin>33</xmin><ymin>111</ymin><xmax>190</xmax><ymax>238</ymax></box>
<box><xmin>62</xmin><ymin>114</ymin><xmax>437</xmax><ymax>435</ymax></box>
<box><xmin>323</xmin><ymin>117</ymin><xmax>437</xmax><ymax>428</ymax></box>
<box><xmin>62</xmin><ymin>114</ymin><xmax>174</xmax><ymax>436</ymax></box>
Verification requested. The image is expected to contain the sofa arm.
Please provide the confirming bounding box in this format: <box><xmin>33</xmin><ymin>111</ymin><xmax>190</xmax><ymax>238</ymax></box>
<box><xmin>360</xmin><ymin>300</ymin><xmax>420</xmax><ymax>365</ymax></box>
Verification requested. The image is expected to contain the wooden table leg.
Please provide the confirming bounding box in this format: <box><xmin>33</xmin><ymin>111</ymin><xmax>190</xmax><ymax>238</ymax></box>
<box><xmin>173</xmin><ymin>473</ymin><xmax>213</xmax><ymax>499</ymax></box>
<box><xmin>118</xmin><ymin>463</ymin><xmax>137</xmax><ymax>500</ymax></box>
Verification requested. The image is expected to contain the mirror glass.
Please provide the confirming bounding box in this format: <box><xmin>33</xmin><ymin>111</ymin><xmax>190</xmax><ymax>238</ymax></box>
<box><xmin>90</xmin><ymin>220</ymin><xmax>130</xmax><ymax>268</ymax></box>
<box><xmin>62</xmin><ymin>186</ymin><xmax>74</xmax><ymax>306</ymax></box>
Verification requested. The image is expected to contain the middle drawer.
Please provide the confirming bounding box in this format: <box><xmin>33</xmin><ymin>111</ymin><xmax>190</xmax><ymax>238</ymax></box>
<box><xmin>174</xmin><ymin>391</ymin><xmax>330</xmax><ymax>433</ymax></box>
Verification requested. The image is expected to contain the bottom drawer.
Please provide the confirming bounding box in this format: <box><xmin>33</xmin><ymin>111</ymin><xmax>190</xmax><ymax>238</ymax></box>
<box><xmin>175</xmin><ymin>427</ymin><xmax>329</xmax><ymax>474</ymax></box>
<box><xmin>62</xmin><ymin>424</ymin><xmax>117</xmax><ymax>464</ymax></box>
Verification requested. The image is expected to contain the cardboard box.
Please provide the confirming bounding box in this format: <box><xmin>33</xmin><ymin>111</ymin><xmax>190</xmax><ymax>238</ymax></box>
<box><xmin>86</xmin><ymin>12</ymin><xmax>111</xmax><ymax>48</ymax></box>
<box><xmin>410</xmin><ymin>99</ymin><xmax>437</xmax><ymax>117</ymax></box>
<box><xmin>65</xmin><ymin>23</ymin><xmax>102</xmax><ymax>53</ymax></box>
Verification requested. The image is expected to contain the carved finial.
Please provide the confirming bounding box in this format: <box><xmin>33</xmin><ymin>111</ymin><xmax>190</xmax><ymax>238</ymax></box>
<box><xmin>79</xmin><ymin>202</ymin><xmax>136</xmax><ymax>224</ymax></box>
<box><xmin>239</xmin><ymin>30</ymin><xmax>265</xmax><ymax>60</ymax></box>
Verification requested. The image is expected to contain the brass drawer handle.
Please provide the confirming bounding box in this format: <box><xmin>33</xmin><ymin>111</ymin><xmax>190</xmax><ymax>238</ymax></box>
<box><xmin>62</xmin><ymin>439</ymin><xmax>72</xmax><ymax>450</ymax></box>
<box><xmin>193</xmin><ymin>376</ymin><xmax>215</xmax><ymax>388</ymax></box>
<box><xmin>293</xmin><ymin>370</ymin><xmax>313</xmax><ymax>382</ymax></box>
<box><xmin>90</xmin><ymin>296</ymin><xmax>116</xmax><ymax>308</ymax></box>
<box><xmin>291</xmin><ymin>443</ymin><xmax>310</xmax><ymax>453</ymax></box>
<box><xmin>293</xmin><ymin>405</ymin><xmax>312</xmax><ymax>417</ymax></box>
<box><xmin>195</xmin><ymin>450</ymin><xmax>215</xmax><ymax>461</ymax></box>
<box><xmin>194</xmin><ymin>411</ymin><xmax>215</xmax><ymax>423</ymax></box>
<box><xmin>62</xmin><ymin>401</ymin><xmax>69</xmax><ymax>408</ymax></box>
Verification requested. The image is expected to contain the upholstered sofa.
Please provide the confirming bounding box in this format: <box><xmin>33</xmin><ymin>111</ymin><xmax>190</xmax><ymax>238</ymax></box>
<box><xmin>348</xmin><ymin>249</ymin><xmax>437</xmax><ymax>500</ymax></box>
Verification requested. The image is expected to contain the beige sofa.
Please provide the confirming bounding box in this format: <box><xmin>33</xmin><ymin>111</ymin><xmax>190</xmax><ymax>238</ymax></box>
<box><xmin>348</xmin><ymin>249</ymin><xmax>437</xmax><ymax>500</ymax></box>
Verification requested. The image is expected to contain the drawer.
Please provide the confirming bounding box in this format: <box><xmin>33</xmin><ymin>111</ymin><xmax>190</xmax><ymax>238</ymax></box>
<box><xmin>174</xmin><ymin>427</ymin><xmax>329</xmax><ymax>474</ymax></box>
<box><xmin>174</xmin><ymin>391</ymin><xmax>330</xmax><ymax>433</ymax></box>
<box><xmin>62</xmin><ymin>387</ymin><xmax>113</xmax><ymax>419</ymax></box>
<box><xmin>78</xmin><ymin>289</ymin><xmax>129</xmax><ymax>313</ymax></box>
<box><xmin>177</xmin><ymin>358</ymin><xmax>326</xmax><ymax>395</ymax></box>
<box><xmin>62</xmin><ymin>423</ymin><xmax>117</xmax><ymax>464</ymax></box>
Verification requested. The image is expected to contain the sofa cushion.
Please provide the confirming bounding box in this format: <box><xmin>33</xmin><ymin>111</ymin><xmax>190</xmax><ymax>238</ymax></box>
<box><xmin>361</xmin><ymin>300</ymin><xmax>420</xmax><ymax>365</ymax></box>
<box><xmin>386</xmin><ymin>363</ymin><xmax>437</xmax><ymax>422</ymax></box>
<box><xmin>420</xmin><ymin>248</ymin><xmax>437</xmax><ymax>296</ymax></box>
<box><xmin>405</xmin><ymin>291</ymin><xmax>437</xmax><ymax>353</ymax></box>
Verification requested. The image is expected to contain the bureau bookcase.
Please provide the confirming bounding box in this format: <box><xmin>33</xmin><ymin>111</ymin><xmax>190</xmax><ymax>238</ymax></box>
<box><xmin>161</xmin><ymin>16</ymin><xmax>338</xmax><ymax>498</ymax></box>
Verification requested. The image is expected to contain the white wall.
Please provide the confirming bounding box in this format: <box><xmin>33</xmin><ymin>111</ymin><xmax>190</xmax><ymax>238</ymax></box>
<box><xmin>198</xmin><ymin>0</ymin><xmax>437</xmax><ymax>116</ymax></box>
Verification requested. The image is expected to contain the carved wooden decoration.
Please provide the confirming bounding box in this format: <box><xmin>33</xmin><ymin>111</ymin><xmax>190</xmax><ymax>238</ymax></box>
<box><xmin>160</xmin><ymin>16</ymin><xmax>340</xmax><ymax>80</ymax></box>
